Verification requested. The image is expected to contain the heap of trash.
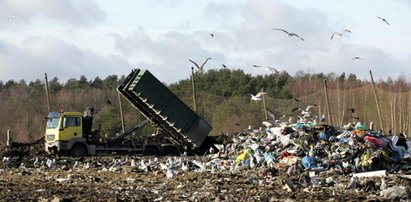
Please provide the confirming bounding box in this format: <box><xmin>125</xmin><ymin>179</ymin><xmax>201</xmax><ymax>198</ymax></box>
<box><xmin>1</xmin><ymin>118</ymin><xmax>411</xmax><ymax>201</ymax></box>
<box><xmin>204</xmin><ymin>118</ymin><xmax>411</xmax><ymax>200</ymax></box>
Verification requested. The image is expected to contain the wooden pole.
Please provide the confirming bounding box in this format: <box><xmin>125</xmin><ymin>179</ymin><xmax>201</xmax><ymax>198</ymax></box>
<box><xmin>261</xmin><ymin>88</ymin><xmax>268</xmax><ymax>121</ymax></box>
<box><xmin>191</xmin><ymin>67</ymin><xmax>197</xmax><ymax>112</ymax></box>
<box><xmin>118</xmin><ymin>92</ymin><xmax>125</xmax><ymax>133</ymax></box>
<box><xmin>44</xmin><ymin>73</ymin><xmax>51</xmax><ymax>113</ymax></box>
<box><xmin>323</xmin><ymin>79</ymin><xmax>333</xmax><ymax>125</ymax></box>
<box><xmin>369</xmin><ymin>70</ymin><xmax>384</xmax><ymax>132</ymax></box>
<box><xmin>6</xmin><ymin>129</ymin><xmax>12</xmax><ymax>148</ymax></box>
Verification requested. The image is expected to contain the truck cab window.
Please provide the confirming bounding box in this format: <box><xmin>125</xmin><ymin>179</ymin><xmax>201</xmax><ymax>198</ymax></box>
<box><xmin>47</xmin><ymin>117</ymin><xmax>60</xmax><ymax>129</ymax></box>
<box><xmin>65</xmin><ymin>116</ymin><xmax>80</xmax><ymax>127</ymax></box>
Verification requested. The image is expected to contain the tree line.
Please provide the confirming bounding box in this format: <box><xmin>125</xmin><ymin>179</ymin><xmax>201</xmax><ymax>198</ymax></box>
<box><xmin>0</xmin><ymin>69</ymin><xmax>409</xmax><ymax>143</ymax></box>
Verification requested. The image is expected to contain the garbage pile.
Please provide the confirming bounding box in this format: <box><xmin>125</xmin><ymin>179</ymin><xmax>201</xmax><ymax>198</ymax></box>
<box><xmin>1</xmin><ymin>119</ymin><xmax>411</xmax><ymax>201</ymax></box>
<box><xmin>224</xmin><ymin>121</ymin><xmax>410</xmax><ymax>174</ymax></box>
<box><xmin>206</xmin><ymin>119</ymin><xmax>411</xmax><ymax>200</ymax></box>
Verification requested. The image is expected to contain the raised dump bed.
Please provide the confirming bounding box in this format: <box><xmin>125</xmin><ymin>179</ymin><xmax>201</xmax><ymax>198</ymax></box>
<box><xmin>117</xmin><ymin>69</ymin><xmax>212</xmax><ymax>149</ymax></box>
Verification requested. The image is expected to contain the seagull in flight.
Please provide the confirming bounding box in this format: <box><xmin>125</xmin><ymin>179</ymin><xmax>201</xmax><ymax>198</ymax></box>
<box><xmin>210</xmin><ymin>33</ymin><xmax>214</xmax><ymax>37</ymax></box>
<box><xmin>253</xmin><ymin>65</ymin><xmax>279</xmax><ymax>73</ymax></box>
<box><xmin>352</xmin><ymin>56</ymin><xmax>363</xmax><ymax>60</ymax></box>
<box><xmin>248</xmin><ymin>92</ymin><xmax>266</xmax><ymax>102</ymax></box>
<box><xmin>272</xmin><ymin>28</ymin><xmax>304</xmax><ymax>41</ymax></box>
<box><xmin>292</xmin><ymin>105</ymin><xmax>317</xmax><ymax>117</ymax></box>
<box><xmin>347</xmin><ymin>107</ymin><xmax>356</xmax><ymax>113</ymax></box>
<box><xmin>331</xmin><ymin>29</ymin><xmax>351</xmax><ymax>39</ymax></box>
<box><xmin>189</xmin><ymin>58</ymin><xmax>211</xmax><ymax>72</ymax></box>
<box><xmin>377</xmin><ymin>16</ymin><xmax>390</xmax><ymax>26</ymax></box>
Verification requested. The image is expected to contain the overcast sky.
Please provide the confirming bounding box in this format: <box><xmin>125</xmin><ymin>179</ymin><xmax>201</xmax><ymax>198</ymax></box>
<box><xmin>1</xmin><ymin>0</ymin><xmax>410</xmax><ymax>84</ymax></box>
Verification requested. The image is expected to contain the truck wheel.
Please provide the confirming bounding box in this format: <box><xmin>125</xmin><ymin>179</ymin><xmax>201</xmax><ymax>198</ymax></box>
<box><xmin>144</xmin><ymin>146</ymin><xmax>159</xmax><ymax>156</ymax></box>
<box><xmin>163</xmin><ymin>147</ymin><xmax>180</xmax><ymax>156</ymax></box>
<box><xmin>71</xmin><ymin>145</ymin><xmax>86</xmax><ymax>157</ymax></box>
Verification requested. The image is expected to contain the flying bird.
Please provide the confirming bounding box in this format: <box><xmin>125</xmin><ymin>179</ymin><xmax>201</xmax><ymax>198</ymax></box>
<box><xmin>347</xmin><ymin>107</ymin><xmax>356</xmax><ymax>113</ymax></box>
<box><xmin>331</xmin><ymin>32</ymin><xmax>342</xmax><ymax>39</ymax></box>
<box><xmin>106</xmin><ymin>98</ymin><xmax>112</xmax><ymax>105</ymax></box>
<box><xmin>189</xmin><ymin>58</ymin><xmax>211</xmax><ymax>72</ymax></box>
<box><xmin>210</xmin><ymin>33</ymin><xmax>214</xmax><ymax>37</ymax></box>
<box><xmin>248</xmin><ymin>92</ymin><xmax>266</xmax><ymax>102</ymax></box>
<box><xmin>222</xmin><ymin>64</ymin><xmax>227</xmax><ymax>68</ymax></box>
<box><xmin>377</xmin><ymin>16</ymin><xmax>390</xmax><ymax>26</ymax></box>
<box><xmin>272</xmin><ymin>28</ymin><xmax>304</xmax><ymax>41</ymax></box>
<box><xmin>253</xmin><ymin>65</ymin><xmax>279</xmax><ymax>73</ymax></box>
<box><xmin>352</xmin><ymin>56</ymin><xmax>363</xmax><ymax>60</ymax></box>
<box><xmin>331</xmin><ymin>29</ymin><xmax>352</xmax><ymax>39</ymax></box>
<box><xmin>293</xmin><ymin>97</ymin><xmax>301</xmax><ymax>102</ymax></box>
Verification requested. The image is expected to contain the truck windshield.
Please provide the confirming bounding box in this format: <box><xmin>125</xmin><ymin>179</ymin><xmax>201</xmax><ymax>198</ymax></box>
<box><xmin>47</xmin><ymin>112</ymin><xmax>61</xmax><ymax>129</ymax></box>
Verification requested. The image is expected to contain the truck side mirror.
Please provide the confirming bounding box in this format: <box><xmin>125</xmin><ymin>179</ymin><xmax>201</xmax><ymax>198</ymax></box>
<box><xmin>62</xmin><ymin>117</ymin><xmax>67</xmax><ymax>128</ymax></box>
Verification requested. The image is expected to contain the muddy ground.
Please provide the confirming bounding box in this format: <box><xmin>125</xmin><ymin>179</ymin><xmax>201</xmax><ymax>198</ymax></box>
<box><xmin>0</xmin><ymin>140</ymin><xmax>410</xmax><ymax>201</ymax></box>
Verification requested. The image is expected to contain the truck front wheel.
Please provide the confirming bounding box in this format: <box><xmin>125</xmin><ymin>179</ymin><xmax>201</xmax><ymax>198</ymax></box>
<box><xmin>71</xmin><ymin>145</ymin><xmax>86</xmax><ymax>157</ymax></box>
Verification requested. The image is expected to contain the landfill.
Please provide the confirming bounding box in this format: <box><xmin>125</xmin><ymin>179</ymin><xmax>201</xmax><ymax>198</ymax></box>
<box><xmin>1</xmin><ymin>118</ymin><xmax>411</xmax><ymax>201</ymax></box>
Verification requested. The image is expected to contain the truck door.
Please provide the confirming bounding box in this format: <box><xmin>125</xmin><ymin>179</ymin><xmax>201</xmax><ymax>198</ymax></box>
<box><xmin>59</xmin><ymin>116</ymin><xmax>82</xmax><ymax>141</ymax></box>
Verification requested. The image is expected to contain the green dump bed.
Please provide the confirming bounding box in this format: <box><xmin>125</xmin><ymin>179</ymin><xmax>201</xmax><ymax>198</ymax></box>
<box><xmin>117</xmin><ymin>69</ymin><xmax>212</xmax><ymax>149</ymax></box>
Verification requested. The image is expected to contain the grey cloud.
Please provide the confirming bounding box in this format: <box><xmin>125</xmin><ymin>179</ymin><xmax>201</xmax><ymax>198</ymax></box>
<box><xmin>0</xmin><ymin>36</ymin><xmax>130</xmax><ymax>82</ymax></box>
<box><xmin>0</xmin><ymin>0</ymin><xmax>106</xmax><ymax>26</ymax></box>
<box><xmin>113</xmin><ymin>29</ymin><xmax>225</xmax><ymax>84</ymax></box>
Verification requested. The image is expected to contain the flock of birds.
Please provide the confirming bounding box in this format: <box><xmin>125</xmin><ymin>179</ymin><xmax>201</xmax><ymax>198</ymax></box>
<box><xmin>192</xmin><ymin>16</ymin><xmax>392</xmax><ymax>75</ymax></box>
<box><xmin>1</xmin><ymin>155</ymin><xmax>221</xmax><ymax>180</ymax></box>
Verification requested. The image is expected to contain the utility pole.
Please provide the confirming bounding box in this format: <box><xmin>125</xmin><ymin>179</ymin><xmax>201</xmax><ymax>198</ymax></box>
<box><xmin>323</xmin><ymin>79</ymin><xmax>333</xmax><ymax>125</ymax></box>
<box><xmin>191</xmin><ymin>67</ymin><xmax>197</xmax><ymax>112</ymax></box>
<box><xmin>261</xmin><ymin>88</ymin><xmax>268</xmax><ymax>120</ymax></box>
<box><xmin>118</xmin><ymin>92</ymin><xmax>125</xmax><ymax>133</ymax></box>
<box><xmin>370</xmin><ymin>70</ymin><xmax>384</xmax><ymax>132</ymax></box>
<box><xmin>44</xmin><ymin>73</ymin><xmax>51</xmax><ymax>113</ymax></box>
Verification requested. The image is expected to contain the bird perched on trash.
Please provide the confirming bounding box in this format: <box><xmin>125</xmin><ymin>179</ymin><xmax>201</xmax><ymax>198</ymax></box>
<box><xmin>2</xmin><ymin>157</ymin><xmax>11</xmax><ymax>166</ymax></box>
<box><xmin>380</xmin><ymin>178</ymin><xmax>388</xmax><ymax>190</ymax></box>
<box><xmin>345</xmin><ymin>176</ymin><xmax>358</xmax><ymax>189</ymax></box>
<box><xmin>320</xmin><ymin>114</ymin><xmax>327</xmax><ymax>123</ymax></box>
<box><xmin>46</xmin><ymin>158</ymin><xmax>57</xmax><ymax>168</ymax></box>
<box><xmin>272</xmin><ymin>28</ymin><xmax>305</xmax><ymax>41</ymax></box>
<box><xmin>73</xmin><ymin>161</ymin><xmax>81</xmax><ymax>169</ymax></box>
<box><xmin>181</xmin><ymin>162</ymin><xmax>189</xmax><ymax>172</ymax></box>
<box><xmin>166</xmin><ymin>166</ymin><xmax>175</xmax><ymax>178</ymax></box>
<box><xmin>130</xmin><ymin>159</ymin><xmax>137</xmax><ymax>167</ymax></box>
<box><xmin>247</xmin><ymin>92</ymin><xmax>266</xmax><ymax>102</ymax></box>
<box><xmin>377</xmin><ymin>16</ymin><xmax>390</xmax><ymax>26</ymax></box>
<box><xmin>33</xmin><ymin>157</ymin><xmax>40</xmax><ymax>167</ymax></box>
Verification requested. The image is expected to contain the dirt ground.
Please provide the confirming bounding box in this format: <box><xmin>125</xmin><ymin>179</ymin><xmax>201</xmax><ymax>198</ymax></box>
<box><xmin>0</xmin><ymin>140</ymin><xmax>410</xmax><ymax>201</ymax></box>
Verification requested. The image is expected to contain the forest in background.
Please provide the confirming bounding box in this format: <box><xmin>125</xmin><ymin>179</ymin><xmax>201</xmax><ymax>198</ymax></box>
<box><xmin>0</xmin><ymin>69</ymin><xmax>409</xmax><ymax>143</ymax></box>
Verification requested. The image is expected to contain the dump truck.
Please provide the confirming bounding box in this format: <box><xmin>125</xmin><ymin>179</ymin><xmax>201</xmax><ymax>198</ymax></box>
<box><xmin>45</xmin><ymin>69</ymin><xmax>218</xmax><ymax>157</ymax></box>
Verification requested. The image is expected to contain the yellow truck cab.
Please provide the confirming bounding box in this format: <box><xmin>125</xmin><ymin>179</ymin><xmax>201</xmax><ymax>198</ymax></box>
<box><xmin>45</xmin><ymin>110</ymin><xmax>96</xmax><ymax>157</ymax></box>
